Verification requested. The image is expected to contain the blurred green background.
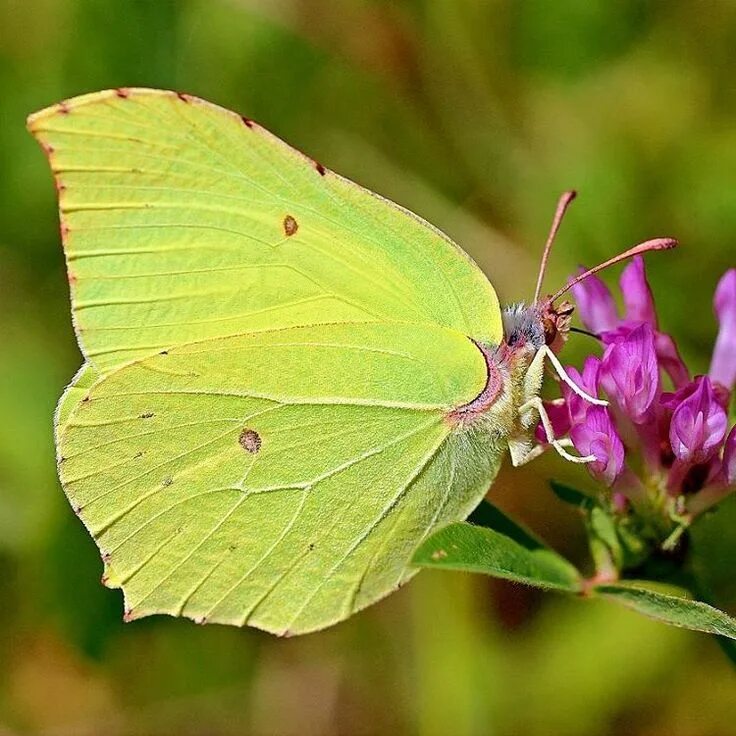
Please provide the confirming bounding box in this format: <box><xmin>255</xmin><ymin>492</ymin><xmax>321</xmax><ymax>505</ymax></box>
<box><xmin>1</xmin><ymin>1</ymin><xmax>735</xmax><ymax>733</ymax></box>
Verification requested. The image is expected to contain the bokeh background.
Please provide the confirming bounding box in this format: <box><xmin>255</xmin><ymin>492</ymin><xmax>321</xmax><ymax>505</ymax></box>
<box><xmin>1</xmin><ymin>1</ymin><xmax>735</xmax><ymax>734</ymax></box>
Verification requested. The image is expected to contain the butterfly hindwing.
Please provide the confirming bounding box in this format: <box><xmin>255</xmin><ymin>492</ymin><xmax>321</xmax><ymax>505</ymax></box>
<box><xmin>58</xmin><ymin>322</ymin><xmax>500</xmax><ymax>634</ymax></box>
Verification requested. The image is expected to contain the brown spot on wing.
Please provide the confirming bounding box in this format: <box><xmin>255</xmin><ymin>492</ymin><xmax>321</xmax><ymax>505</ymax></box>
<box><xmin>239</xmin><ymin>428</ymin><xmax>262</xmax><ymax>453</ymax></box>
<box><xmin>115</xmin><ymin>88</ymin><xmax>130</xmax><ymax>99</ymax></box>
<box><xmin>176</xmin><ymin>92</ymin><xmax>191</xmax><ymax>103</ymax></box>
<box><xmin>283</xmin><ymin>215</ymin><xmax>299</xmax><ymax>236</ymax></box>
<box><xmin>241</xmin><ymin>116</ymin><xmax>254</xmax><ymax>129</ymax></box>
<box><xmin>314</xmin><ymin>161</ymin><xmax>326</xmax><ymax>176</ymax></box>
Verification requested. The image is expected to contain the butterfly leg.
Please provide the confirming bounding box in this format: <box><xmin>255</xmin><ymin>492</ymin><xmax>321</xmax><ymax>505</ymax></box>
<box><xmin>517</xmin><ymin>396</ymin><xmax>596</xmax><ymax>464</ymax></box>
<box><xmin>510</xmin><ymin>441</ymin><xmax>546</xmax><ymax>466</ymax></box>
<box><xmin>538</xmin><ymin>345</ymin><xmax>608</xmax><ymax>406</ymax></box>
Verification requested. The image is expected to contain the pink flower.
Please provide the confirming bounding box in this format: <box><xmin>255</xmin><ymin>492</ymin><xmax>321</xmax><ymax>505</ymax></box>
<box><xmin>570</xmin><ymin>271</ymin><xmax>619</xmax><ymax>334</ymax></box>
<box><xmin>669</xmin><ymin>376</ymin><xmax>728</xmax><ymax>464</ymax></box>
<box><xmin>535</xmin><ymin>399</ymin><xmax>572</xmax><ymax>444</ymax></box>
<box><xmin>710</xmin><ymin>269</ymin><xmax>736</xmax><ymax>393</ymax></box>
<box><xmin>563</xmin><ymin>356</ymin><xmax>601</xmax><ymax>425</ymax></box>
<box><xmin>569</xmin><ymin>406</ymin><xmax>625</xmax><ymax>487</ymax></box>
<box><xmin>621</xmin><ymin>256</ymin><xmax>657</xmax><ymax>326</ymax></box>
<box><xmin>558</xmin><ymin>261</ymin><xmax>735</xmax><ymax>516</ymax></box>
<box><xmin>599</xmin><ymin>323</ymin><xmax>659</xmax><ymax>424</ymax></box>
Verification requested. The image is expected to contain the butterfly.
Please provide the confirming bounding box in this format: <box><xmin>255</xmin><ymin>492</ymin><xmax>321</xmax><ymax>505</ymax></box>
<box><xmin>28</xmin><ymin>89</ymin><xmax>674</xmax><ymax>635</ymax></box>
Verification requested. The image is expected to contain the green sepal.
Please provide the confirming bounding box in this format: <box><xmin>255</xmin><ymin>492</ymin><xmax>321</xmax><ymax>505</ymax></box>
<box><xmin>412</xmin><ymin>501</ymin><xmax>583</xmax><ymax>593</ymax></box>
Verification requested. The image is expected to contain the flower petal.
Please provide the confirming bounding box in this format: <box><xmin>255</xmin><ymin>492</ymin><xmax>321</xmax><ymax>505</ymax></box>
<box><xmin>620</xmin><ymin>256</ymin><xmax>657</xmax><ymax>327</ymax></box>
<box><xmin>600</xmin><ymin>322</ymin><xmax>660</xmax><ymax>424</ymax></box>
<box><xmin>655</xmin><ymin>331</ymin><xmax>690</xmax><ymax>389</ymax></box>
<box><xmin>569</xmin><ymin>406</ymin><xmax>626</xmax><ymax>486</ymax></box>
<box><xmin>571</xmin><ymin>269</ymin><xmax>619</xmax><ymax>334</ymax></box>
<box><xmin>669</xmin><ymin>376</ymin><xmax>728</xmax><ymax>464</ymax></box>
<box><xmin>562</xmin><ymin>356</ymin><xmax>601</xmax><ymax>425</ymax></box>
<box><xmin>535</xmin><ymin>400</ymin><xmax>571</xmax><ymax>444</ymax></box>
<box><xmin>710</xmin><ymin>269</ymin><xmax>736</xmax><ymax>391</ymax></box>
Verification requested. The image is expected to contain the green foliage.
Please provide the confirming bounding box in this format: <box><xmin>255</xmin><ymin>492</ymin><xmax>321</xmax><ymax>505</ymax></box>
<box><xmin>593</xmin><ymin>582</ymin><xmax>736</xmax><ymax>640</ymax></box>
<box><xmin>416</xmin><ymin>499</ymin><xmax>736</xmax><ymax>643</ymax></box>
<box><xmin>413</xmin><ymin>503</ymin><xmax>582</xmax><ymax>592</ymax></box>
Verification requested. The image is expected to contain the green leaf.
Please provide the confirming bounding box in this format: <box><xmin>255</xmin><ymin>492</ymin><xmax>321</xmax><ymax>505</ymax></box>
<box><xmin>413</xmin><ymin>503</ymin><xmax>583</xmax><ymax>593</ymax></box>
<box><xmin>549</xmin><ymin>480</ymin><xmax>596</xmax><ymax>511</ymax></box>
<box><xmin>594</xmin><ymin>581</ymin><xmax>736</xmax><ymax>640</ymax></box>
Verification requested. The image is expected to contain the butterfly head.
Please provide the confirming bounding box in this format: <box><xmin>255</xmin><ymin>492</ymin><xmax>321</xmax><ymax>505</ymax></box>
<box><xmin>501</xmin><ymin>299</ymin><xmax>575</xmax><ymax>356</ymax></box>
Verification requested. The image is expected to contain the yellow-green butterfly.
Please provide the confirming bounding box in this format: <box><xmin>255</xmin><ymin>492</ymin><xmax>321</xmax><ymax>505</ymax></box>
<box><xmin>28</xmin><ymin>89</ymin><xmax>674</xmax><ymax>635</ymax></box>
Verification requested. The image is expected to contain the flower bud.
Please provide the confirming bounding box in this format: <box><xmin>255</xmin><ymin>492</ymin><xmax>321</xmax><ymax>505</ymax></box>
<box><xmin>569</xmin><ymin>406</ymin><xmax>625</xmax><ymax>486</ymax></box>
<box><xmin>599</xmin><ymin>322</ymin><xmax>659</xmax><ymax>424</ymax></box>
<box><xmin>570</xmin><ymin>270</ymin><xmax>619</xmax><ymax>334</ymax></box>
<box><xmin>669</xmin><ymin>376</ymin><xmax>728</xmax><ymax>464</ymax></box>
<box><xmin>710</xmin><ymin>269</ymin><xmax>736</xmax><ymax>392</ymax></box>
<box><xmin>620</xmin><ymin>256</ymin><xmax>657</xmax><ymax>326</ymax></box>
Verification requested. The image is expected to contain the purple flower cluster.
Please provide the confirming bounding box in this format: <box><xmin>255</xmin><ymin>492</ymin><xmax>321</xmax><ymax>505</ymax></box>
<box><xmin>550</xmin><ymin>258</ymin><xmax>736</xmax><ymax>522</ymax></box>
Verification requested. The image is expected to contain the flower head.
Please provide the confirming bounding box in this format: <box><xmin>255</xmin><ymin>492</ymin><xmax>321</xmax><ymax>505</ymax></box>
<box><xmin>549</xmin><ymin>257</ymin><xmax>736</xmax><ymax>525</ymax></box>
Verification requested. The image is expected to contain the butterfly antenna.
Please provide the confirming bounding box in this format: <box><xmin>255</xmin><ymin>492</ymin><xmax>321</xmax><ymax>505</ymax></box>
<box><xmin>533</xmin><ymin>190</ymin><xmax>577</xmax><ymax>304</ymax></box>
<box><xmin>547</xmin><ymin>237</ymin><xmax>678</xmax><ymax>305</ymax></box>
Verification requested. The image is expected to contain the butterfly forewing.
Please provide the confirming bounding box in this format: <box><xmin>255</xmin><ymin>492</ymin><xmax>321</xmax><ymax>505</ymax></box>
<box><xmin>29</xmin><ymin>88</ymin><xmax>502</xmax><ymax>375</ymax></box>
